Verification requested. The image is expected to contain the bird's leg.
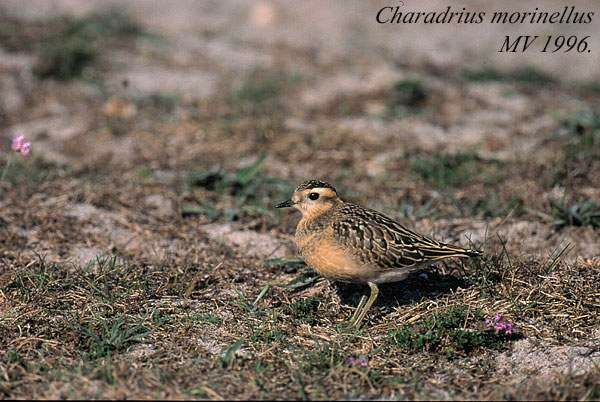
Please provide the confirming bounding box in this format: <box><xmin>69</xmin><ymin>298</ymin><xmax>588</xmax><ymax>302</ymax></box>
<box><xmin>351</xmin><ymin>282</ymin><xmax>379</xmax><ymax>328</ymax></box>
<box><xmin>349</xmin><ymin>294</ymin><xmax>368</xmax><ymax>326</ymax></box>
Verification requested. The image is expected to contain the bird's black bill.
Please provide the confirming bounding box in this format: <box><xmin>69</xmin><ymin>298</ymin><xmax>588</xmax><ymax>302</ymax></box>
<box><xmin>275</xmin><ymin>199</ymin><xmax>294</xmax><ymax>208</ymax></box>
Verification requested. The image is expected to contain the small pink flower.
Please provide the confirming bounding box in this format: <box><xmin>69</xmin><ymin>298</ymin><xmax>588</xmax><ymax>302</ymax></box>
<box><xmin>346</xmin><ymin>355</ymin><xmax>368</xmax><ymax>368</ymax></box>
<box><xmin>19</xmin><ymin>142</ymin><xmax>31</xmax><ymax>156</ymax></box>
<box><xmin>485</xmin><ymin>313</ymin><xmax>515</xmax><ymax>336</ymax></box>
<box><xmin>11</xmin><ymin>135</ymin><xmax>31</xmax><ymax>156</ymax></box>
<box><xmin>496</xmin><ymin>321</ymin><xmax>514</xmax><ymax>335</ymax></box>
<box><xmin>11</xmin><ymin>135</ymin><xmax>25</xmax><ymax>151</ymax></box>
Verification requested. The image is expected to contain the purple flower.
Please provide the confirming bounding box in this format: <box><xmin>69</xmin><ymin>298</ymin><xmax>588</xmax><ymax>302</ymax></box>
<box><xmin>11</xmin><ymin>135</ymin><xmax>31</xmax><ymax>156</ymax></box>
<box><xmin>346</xmin><ymin>354</ymin><xmax>368</xmax><ymax>368</ymax></box>
<box><xmin>19</xmin><ymin>142</ymin><xmax>31</xmax><ymax>156</ymax></box>
<box><xmin>485</xmin><ymin>313</ymin><xmax>514</xmax><ymax>336</ymax></box>
<box><xmin>11</xmin><ymin>135</ymin><xmax>24</xmax><ymax>151</ymax></box>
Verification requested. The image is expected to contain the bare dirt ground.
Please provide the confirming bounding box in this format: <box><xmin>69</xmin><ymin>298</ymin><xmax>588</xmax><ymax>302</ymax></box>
<box><xmin>1</xmin><ymin>1</ymin><xmax>599</xmax><ymax>399</ymax></box>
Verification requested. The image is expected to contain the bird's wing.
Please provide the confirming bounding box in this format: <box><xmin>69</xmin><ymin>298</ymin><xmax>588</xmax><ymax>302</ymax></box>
<box><xmin>332</xmin><ymin>203</ymin><xmax>479</xmax><ymax>270</ymax></box>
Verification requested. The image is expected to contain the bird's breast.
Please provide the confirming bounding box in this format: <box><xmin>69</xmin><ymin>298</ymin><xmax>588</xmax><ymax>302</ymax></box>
<box><xmin>295</xmin><ymin>222</ymin><xmax>371</xmax><ymax>282</ymax></box>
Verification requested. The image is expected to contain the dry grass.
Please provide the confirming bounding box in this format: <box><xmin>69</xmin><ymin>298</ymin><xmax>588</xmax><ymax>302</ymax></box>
<box><xmin>1</xmin><ymin>5</ymin><xmax>599</xmax><ymax>400</ymax></box>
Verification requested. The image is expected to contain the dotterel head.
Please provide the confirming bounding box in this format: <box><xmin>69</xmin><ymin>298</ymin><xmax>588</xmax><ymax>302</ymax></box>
<box><xmin>275</xmin><ymin>179</ymin><xmax>340</xmax><ymax>215</ymax></box>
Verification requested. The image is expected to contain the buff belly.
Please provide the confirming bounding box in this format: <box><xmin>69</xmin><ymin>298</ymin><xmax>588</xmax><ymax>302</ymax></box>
<box><xmin>298</xmin><ymin>236</ymin><xmax>372</xmax><ymax>283</ymax></box>
<box><xmin>297</xmin><ymin>233</ymin><xmax>423</xmax><ymax>284</ymax></box>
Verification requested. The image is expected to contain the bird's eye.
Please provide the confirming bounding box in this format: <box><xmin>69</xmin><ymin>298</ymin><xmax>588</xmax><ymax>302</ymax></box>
<box><xmin>308</xmin><ymin>192</ymin><xmax>320</xmax><ymax>200</ymax></box>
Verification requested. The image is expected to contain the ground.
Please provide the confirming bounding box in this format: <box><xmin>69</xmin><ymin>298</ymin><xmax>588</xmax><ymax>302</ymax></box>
<box><xmin>0</xmin><ymin>1</ymin><xmax>599</xmax><ymax>400</ymax></box>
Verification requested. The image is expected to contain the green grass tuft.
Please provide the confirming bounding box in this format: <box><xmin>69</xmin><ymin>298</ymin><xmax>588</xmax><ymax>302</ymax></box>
<box><xmin>77</xmin><ymin>315</ymin><xmax>150</xmax><ymax>360</ymax></box>
<box><xmin>301</xmin><ymin>345</ymin><xmax>343</xmax><ymax>375</ymax></box>
<box><xmin>562</xmin><ymin>110</ymin><xmax>600</xmax><ymax>137</ymax></box>
<box><xmin>33</xmin><ymin>8</ymin><xmax>143</xmax><ymax>80</ymax></box>
<box><xmin>388</xmin><ymin>307</ymin><xmax>510</xmax><ymax>355</ymax></box>
<box><xmin>510</xmin><ymin>66</ymin><xmax>555</xmax><ymax>85</ymax></box>
<box><xmin>463</xmin><ymin>66</ymin><xmax>554</xmax><ymax>85</ymax></box>
<box><xmin>185</xmin><ymin>154</ymin><xmax>293</xmax><ymax>225</ymax></box>
<box><xmin>251</xmin><ymin>328</ymin><xmax>286</xmax><ymax>345</ymax></box>
<box><xmin>462</xmin><ymin>67</ymin><xmax>505</xmax><ymax>82</ymax></box>
<box><xmin>389</xmin><ymin>326</ymin><xmax>441</xmax><ymax>351</ymax></box>
<box><xmin>562</xmin><ymin>112</ymin><xmax>600</xmax><ymax>163</ymax></box>
<box><xmin>186</xmin><ymin>313</ymin><xmax>223</xmax><ymax>326</ymax></box>
<box><xmin>386</xmin><ymin>79</ymin><xmax>427</xmax><ymax>118</ymax></box>
<box><xmin>133</xmin><ymin>92</ymin><xmax>180</xmax><ymax>112</ymax></box>
<box><xmin>235</xmin><ymin>76</ymin><xmax>283</xmax><ymax>106</ymax></box>
<box><xmin>33</xmin><ymin>35</ymin><xmax>96</xmax><ymax>80</ymax></box>
<box><xmin>578</xmin><ymin>81</ymin><xmax>600</xmax><ymax>94</ymax></box>
<box><xmin>390</xmin><ymin>79</ymin><xmax>427</xmax><ymax>106</ymax></box>
<box><xmin>551</xmin><ymin>199</ymin><xmax>600</xmax><ymax>229</ymax></box>
<box><xmin>220</xmin><ymin>339</ymin><xmax>243</xmax><ymax>368</ymax></box>
<box><xmin>448</xmin><ymin>328</ymin><xmax>506</xmax><ymax>353</ymax></box>
<box><xmin>231</xmin><ymin>71</ymin><xmax>301</xmax><ymax>116</ymax></box>
<box><xmin>410</xmin><ymin>151</ymin><xmax>504</xmax><ymax>189</ymax></box>
<box><xmin>1</xmin><ymin>156</ymin><xmax>60</xmax><ymax>188</ymax></box>
<box><xmin>287</xmin><ymin>297</ymin><xmax>321</xmax><ymax>325</ymax></box>
<box><xmin>553</xmin><ymin>111</ymin><xmax>600</xmax><ymax>184</ymax></box>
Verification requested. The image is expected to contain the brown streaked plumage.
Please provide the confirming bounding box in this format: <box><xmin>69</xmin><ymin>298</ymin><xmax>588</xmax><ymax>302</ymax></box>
<box><xmin>276</xmin><ymin>179</ymin><xmax>481</xmax><ymax>327</ymax></box>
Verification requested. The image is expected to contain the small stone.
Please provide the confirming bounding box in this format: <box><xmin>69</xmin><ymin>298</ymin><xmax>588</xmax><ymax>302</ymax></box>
<box><xmin>144</xmin><ymin>194</ymin><xmax>175</xmax><ymax>218</ymax></box>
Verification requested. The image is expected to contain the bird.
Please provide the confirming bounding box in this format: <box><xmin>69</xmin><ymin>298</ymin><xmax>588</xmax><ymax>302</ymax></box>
<box><xmin>275</xmin><ymin>179</ymin><xmax>481</xmax><ymax>327</ymax></box>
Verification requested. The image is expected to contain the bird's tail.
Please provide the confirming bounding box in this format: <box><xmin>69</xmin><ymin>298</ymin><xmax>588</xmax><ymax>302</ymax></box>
<box><xmin>419</xmin><ymin>244</ymin><xmax>482</xmax><ymax>260</ymax></box>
